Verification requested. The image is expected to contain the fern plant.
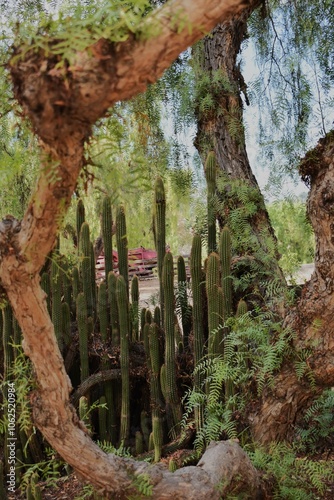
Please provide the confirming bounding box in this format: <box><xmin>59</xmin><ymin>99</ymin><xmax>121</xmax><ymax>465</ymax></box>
<box><xmin>296</xmin><ymin>389</ymin><xmax>334</xmax><ymax>451</ymax></box>
<box><xmin>248</xmin><ymin>442</ymin><xmax>334</xmax><ymax>499</ymax></box>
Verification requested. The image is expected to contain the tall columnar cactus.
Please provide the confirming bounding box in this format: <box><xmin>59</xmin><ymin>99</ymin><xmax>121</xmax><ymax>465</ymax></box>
<box><xmin>190</xmin><ymin>234</ymin><xmax>204</xmax><ymax>432</ymax></box>
<box><xmin>98</xmin><ymin>282</ymin><xmax>108</xmax><ymax>342</ymax></box>
<box><xmin>116</xmin><ymin>275</ymin><xmax>130</xmax><ymax>444</ymax></box>
<box><xmin>80</xmin><ymin>222</ymin><xmax>95</xmax><ymax>318</ymax></box>
<box><xmin>205</xmin><ymin>151</ymin><xmax>217</xmax><ymax>254</ymax></box>
<box><xmin>131</xmin><ymin>275</ymin><xmax>139</xmax><ymax>342</ymax></box>
<box><xmin>41</xmin><ymin>272</ymin><xmax>51</xmax><ymax>316</ymax></box>
<box><xmin>61</xmin><ymin>259</ymin><xmax>72</xmax><ymax>313</ymax></box>
<box><xmin>153</xmin><ymin>306</ymin><xmax>161</xmax><ymax>327</ymax></box>
<box><xmin>219</xmin><ymin>226</ymin><xmax>233</xmax><ymax>319</ymax></box>
<box><xmin>102</xmin><ymin>195</ymin><xmax>113</xmax><ymax>281</ymax></box>
<box><xmin>154</xmin><ymin>177</ymin><xmax>166</xmax><ymax>321</ymax></box>
<box><xmin>61</xmin><ymin>302</ymin><xmax>72</xmax><ymax>349</ymax></box>
<box><xmin>76</xmin><ymin>198</ymin><xmax>85</xmax><ymax>248</ymax></box>
<box><xmin>177</xmin><ymin>255</ymin><xmax>191</xmax><ymax>349</ymax></box>
<box><xmin>108</xmin><ymin>271</ymin><xmax>119</xmax><ymax>346</ymax></box>
<box><xmin>51</xmin><ymin>256</ymin><xmax>63</xmax><ymax>353</ymax></box>
<box><xmin>236</xmin><ymin>299</ymin><xmax>248</xmax><ymax>318</ymax></box>
<box><xmin>116</xmin><ymin>205</ymin><xmax>129</xmax><ymax>295</ymax></box>
<box><xmin>140</xmin><ymin>307</ymin><xmax>146</xmax><ymax>341</ymax></box>
<box><xmin>206</xmin><ymin>252</ymin><xmax>223</xmax><ymax>356</ymax></box>
<box><xmin>77</xmin><ymin>292</ymin><xmax>89</xmax><ymax>383</ymax></box>
<box><xmin>72</xmin><ymin>266</ymin><xmax>80</xmax><ymax>315</ymax></box>
<box><xmin>149</xmin><ymin>322</ymin><xmax>164</xmax><ymax>462</ymax></box>
<box><xmin>90</xmin><ymin>241</ymin><xmax>97</xmax><ymax>313</ymax></box>
<box><xmin>162</xmin><ymin>252</ymin><xmax>182</xmax><ymax>437</ymax></box>
<box><xmin>100</xmin><ymin>280</ymin><xmax>117</xmax><ymax>444</ymax></box>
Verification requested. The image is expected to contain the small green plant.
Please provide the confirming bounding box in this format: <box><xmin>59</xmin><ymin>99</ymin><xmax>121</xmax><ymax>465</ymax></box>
<box><xmin>20</xmin><ymin>448</ymin><xmax>65</xmax><ymax>494</ymax></box>
<box><xmin>248</xmin><ymin>442</ymin><xmax>334</xmax><ymax>499</ymax></box>
<box><xmin>129</xmin><ymin>473</ymin><xmax>153</xmax><ymax>498</ymax></box>
<box><xmin>296</xmin><ymin>389</ymin><xmax>334</xmax><ymax>451</ymax></box>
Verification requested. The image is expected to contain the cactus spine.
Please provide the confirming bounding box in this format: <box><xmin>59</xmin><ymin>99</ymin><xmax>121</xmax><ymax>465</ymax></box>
<box><xmin>116</xmin><ymin>276</ymin><xmax>130</xmax><ymax>444</ymax></box>
<box><xmin>116</xmin><ymin>205</ymin><xmax>129</xmax><ymax>294</ymax></box>
<box><xmin>205</xmin><ymin>151</ymin><xmax>217</xmax><ymax>254</ymax></box>
<box><xmin>163</xmin><ymin>252</ymin><xmax>182</xmax><ymax>437</ymax></box>
<box><xmin>102</xmin><ymin>196</ymin><xmax>113</xmax><ymax>281</ymax></box>
<box><xmin>154</xmin><ymin>177</ymin><xmax>166</xmax><ymax>321</ymax></box>
<box><xmin>77</xmin><ymin>293</ymin><xmax>89</xmax><ymax>382</ymax></box>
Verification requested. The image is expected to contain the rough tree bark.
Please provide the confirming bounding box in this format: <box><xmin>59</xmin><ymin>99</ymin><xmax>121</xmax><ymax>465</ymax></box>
<box><xmin>194</xmin><ymin>4</ymin><xmax>334</xmax><ymax>444</ymax></box>
<box><xmin>194</xmin><ymin>2</ymin><xmax>285</xmax><ymax>282</ymax></box>
<box><xmin>0</xmin><ymin>0</ymin><xmax>264</xmax><ymax>497</ymax></box>
<box><xmin>250</xmin><ymin>131</ymin><xmax>334</xmax><ymax>443</ymax></box>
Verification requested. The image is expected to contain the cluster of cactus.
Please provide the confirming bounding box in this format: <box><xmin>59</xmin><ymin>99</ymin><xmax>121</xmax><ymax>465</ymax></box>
<box><xmin>0</xmin><ymin>153</ymin><xmax>251</xmax><ymax>492</ymax></box>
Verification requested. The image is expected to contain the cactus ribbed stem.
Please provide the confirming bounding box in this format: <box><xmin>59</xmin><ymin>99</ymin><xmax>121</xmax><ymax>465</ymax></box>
<box><xmin>131</xmin><ymin>275</ymin><xmax>139</xmax><ymax>342</ymax></box>
<box><xmin>76</xmin><ymin>198</ymin><xmax>85</xmax><ymax>248</ymax></box>
<box><xmin>61</xmin><ymin>302</ymin><xmax>72</xmax><ymax>349</ymax></box>
<box><xmin>236</xmin><ymin>299</ymin><xmax>248</xmax><ymax>318</ymax></box>
<box><xmin>153</xmin><ymin>306</ymin><xmax>161</xmax><ymax>327</ymax></box>
<box><xmin>177</xmin><ymin>256</ymin><xmax>191</xmax><ymax>349</ymax></box>
<box><xmin>220</xmin><ymin>227</ymin><xmax>233</xmax><ymax>320</ymax></box>
<box><xmin>102</xmin><ymin>196</ymin><xmax>113</xmax><ymax>281</ymax></box>
<box><xmin>206</xmin><ymin>253</ymin><xmax>222</xmax><ymax>356</ymax></box>
<box><xmin>108</xmin><ymin>271</ymin><xmax>119</xmax><ymax>346</ymax></box>
<box><xmin>149</xmin><ymin>323</ymin><xmax>164</xmax><ymax>462</ymax></box>
<box><xmin>61</xmin><ymin>260</ymin><xmax>72</xmax><ymax>313</ymax></box>
<box><xmin>80</xmin><ymin>223</ymin><xmax>95</xmax><ymax>318</ymax></box>
<box><xmin>77</xmin><ymin>293</ymin><xmax>89</xmax><ymax>383</ymax></box>
<box><xmin>89</xmin><ymin>242</ymin><xmax>97</xmax><ymax>315</ymax></box>
<box><xmin>205</xmin><ymin>151</ymin><xmax>217</xmax><ymax>254</ymax></box>
<box><xmin>190</xmin><ymin>234</ymin><xmax>204</xmax><ymax>433</ymax></box>
<box><xmin>140</xmin><ymin>308</ymin><xmax>146</xmax><ymax>341</ymax></box>
<box><xmin>116</xmin><ymin>276</ymin><xmax>130</xmax><ymax>444</ymax></box>
<box><xmin>135</xmin><ymin>431</ymin><xmax>144</xmax><ymax>455</ymax></box>
<box><xmin>154</xmin><ymin>177</ymin><xmax>166</xmax><ymax>322</ymax></box>
<box><xmin>116</xmin><ymin>205</ymin><xmax>129</xmax><ymax>294</ymax></box>
<box><xmin>98</xmin><ymin>282</ymin><xmax>108</xmax><ymax>342</ymax></box>
<box><xmin>163</xmin><ymin>252</ymin><xmax>182</xmax><ymax>437</ymax></box>
<box><xmin>72</xmin><ymin>266</ymin><xmax>80</xmax><ymax>316</ymax></box>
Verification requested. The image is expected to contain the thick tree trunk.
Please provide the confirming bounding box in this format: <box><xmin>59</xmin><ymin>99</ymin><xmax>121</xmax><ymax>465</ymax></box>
<box><xmin>0</xmin><ymin>0</ymin><xmax>266</xmax><ymax>496</ymax></box>
<box><xmin>194</xmin><ymin>4</ymin><xmax>285</xmax><ymax>284</ymax></box>
<box><xmin>250</xmin><ymin>131</ymin><xmax>334</xmax><ymax>443</ymax></box>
